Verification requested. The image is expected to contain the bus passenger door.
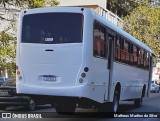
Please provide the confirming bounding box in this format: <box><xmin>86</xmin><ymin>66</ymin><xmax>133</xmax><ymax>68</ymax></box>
<box><xmin>105</xmin><ymin>34</ymin><xmax>114</xmax><ymax>101</ymax></box>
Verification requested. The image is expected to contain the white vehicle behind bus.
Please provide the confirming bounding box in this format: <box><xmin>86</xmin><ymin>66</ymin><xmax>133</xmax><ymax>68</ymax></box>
<box><xmin>16</xmin><ymin>7</ymin><xmax>153</xmax><ymax>113</ymax></box>
<box><xmin>150</xmin><ymin>80</ymin><xmax>159</xmax><ymax>93</ymax></box>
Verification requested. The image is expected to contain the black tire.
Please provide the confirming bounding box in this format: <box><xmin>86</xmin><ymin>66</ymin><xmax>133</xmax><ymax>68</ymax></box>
<box><xmin>110</xmin><ymin>90</ymin><xmax>120</xmax><ymax>112</ymax></box>
<box><xmin>54</xmin><ymin>102</ymin><xmax>76</xmax><ymax>114</ymax></box>
<box><xmin>26</xmin><ymin>98</ymin><xmax>36</xmax><ymax>111</ymax></box>
<box><xmin>134</xmin><ymin>95</ymin><xmax>143</xmax><ymax>107</ymax></box>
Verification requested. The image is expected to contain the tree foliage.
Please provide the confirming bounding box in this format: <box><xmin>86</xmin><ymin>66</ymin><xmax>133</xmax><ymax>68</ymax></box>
<box><xmin>109</xmin><ymin>0</ymin><xmax>152</xmax><ymax>17</ymax></box>
<box><xmin>26</xmin><ymin>0</ymin><xmax>59</xmax><ymax>8</ymax></box>
<box><xmin>0</xmin><ymin>0</ymin><xmax>59</xmax><ymax>8</ymax></box>
<box><xmin>123</xmin><ymin>6</ymin><xmax>160</xmax><ymax>57</ymax></box>
<box><xmin>0</xmin><ymin>31</ymin><xmax>16</xmax><ymax>76</ymax></box>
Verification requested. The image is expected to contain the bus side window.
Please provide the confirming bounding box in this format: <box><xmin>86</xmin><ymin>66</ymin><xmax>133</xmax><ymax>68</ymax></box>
<box><xmin>133</xmin><ymin>45</ymin><xmax>138</xmax><ymax>66</ymax></box>
<box><xmin>115</xmin><ymin>35</ymin><xmax>121</xmax><ymax>62</ymax></box>
<box><xmin>124</xmin><ymin>40</ymin><xmax>130</xmax><ymax>63</ymax></box>
<box><xmin>120</xmin><ymin>38</ymin><xmax>125</xmax><ymax>62</ymax></box>
<box><xmin>94</xmin><ymin>22</ymin><xmax>107</xmax><ymax>58</ymax></box>
<box><xmin>137</xmin><ymin>48</ymin><xmax>144</xmax><ymax>68</ymax></box>
<box><xmin>140</xmin><ymin>49</ymin><xmax>144</xmax><ymax>68</ymax></box>
<box><xmin>146</xmin><ymin>52</ymin><xmax>150</xmax><ymax>70</ymax></box>
<box><xmin>130</xmin><ymin>43</ymin><xmax>134</xmax><ymax>65</ymax></box>
<box><xmin>144</xmin><ymin>51</ymin><xmax>147</xmax><ymax>69</ymax></box>
<box><xmin>137</xmin><ymin>47</ymin><xmax>140</xmax><ymax>67</ymax></box>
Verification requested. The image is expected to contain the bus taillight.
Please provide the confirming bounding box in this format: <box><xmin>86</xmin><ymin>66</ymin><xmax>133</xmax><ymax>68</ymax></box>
<box><xmin>79</xmin><ymin>78</ymin><xmax>84</xmax><ymax>83</ymax></box>
<box><xmin>17</xmin><ymin>71</ymin><xmax>20</xmax><ymax>76</ymax></box>
<box><xmin>16</xmin><ymin>65</ymin><xmax>19</xmax><ymax>70</ymax></box>
<box><xmin>84</xmin><ymin>67</ymin><xmax>89</xmax><ymax>72</ymax></box>
<box><xmin>81</xmin><ymin>73</ymin><xmax>86</xmax><ymax>78</ymax></box>
<box><xmin>16</xmin><ymin>66</ymin><xmax>23</xmax><ymax>81</ymax></box>
<box><xmin>19</xmin><ymin>76</ymin><xmax>22</xmax><ymax>81</ymax></box>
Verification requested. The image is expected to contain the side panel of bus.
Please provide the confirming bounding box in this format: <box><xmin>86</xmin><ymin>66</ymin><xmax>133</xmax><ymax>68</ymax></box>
<box><xmin>111</xmin><ymin>64</ymin><xmax>149</xmax><ymax>101</ymax></box>
<box><xmin>93</xmin><ymin>15</ymin><xmax>151</xmax><ymax>102</ymax></box>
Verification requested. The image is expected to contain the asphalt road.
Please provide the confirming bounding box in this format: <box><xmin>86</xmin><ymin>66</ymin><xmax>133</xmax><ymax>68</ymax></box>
<box><xmin>1</xmin><ymin>92</ymin><xmax>160</xmax><ymax>121</ymax></box>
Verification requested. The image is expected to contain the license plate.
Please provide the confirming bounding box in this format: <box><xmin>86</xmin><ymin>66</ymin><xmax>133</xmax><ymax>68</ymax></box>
<box><xmin>43</xmin><ymin>76</ymin><xmax>56</xmax><ymax>81</ymax></box>
<box><xmin>39</xmin><ymin>75</ymin><xmax>56</xmax><ymax>81</ymax></box>
<box><xmin>0</xmin><ymin>91</ymin><xmax>9</xmax><ymax>96</ymax></box>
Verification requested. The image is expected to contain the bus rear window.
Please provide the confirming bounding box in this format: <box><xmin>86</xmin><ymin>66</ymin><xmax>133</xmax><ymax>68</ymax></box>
<box><xmin>22</xmin><ymin>13</ymin><xmax>83</xmax><ymax>44</ymax></box>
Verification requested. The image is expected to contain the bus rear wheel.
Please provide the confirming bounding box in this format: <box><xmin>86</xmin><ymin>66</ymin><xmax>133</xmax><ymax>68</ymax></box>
<box><xmin>54</xmin><ymin>102</ymin><xmax>76</xmax><ymax>114</ymax></box>
<box><xmin>26</xmin><ymin>98</ymin><xmax>36</xmax><ymax>111</ymax></box>
<box><xmin>110</xmin><ymin>90</ymin><xmax>120</xmax><ymax>112</ymax></box>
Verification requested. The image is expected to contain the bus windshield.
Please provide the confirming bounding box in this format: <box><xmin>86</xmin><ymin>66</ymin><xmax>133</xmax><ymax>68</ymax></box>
<box><xmin>22</xmin><ymin>13</ymin><xmax>83</xmax><ymax>44</ymax></box>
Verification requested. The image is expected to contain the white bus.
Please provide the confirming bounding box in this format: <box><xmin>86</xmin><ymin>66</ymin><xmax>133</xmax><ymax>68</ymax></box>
<box><xmin>16</xmin><ymin>7</ymin><xmax>153</xmax><ymax>113</ymax></box>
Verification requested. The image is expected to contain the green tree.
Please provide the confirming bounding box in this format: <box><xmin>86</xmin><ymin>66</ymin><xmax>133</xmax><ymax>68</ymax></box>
<box><xmin>123</xmin><ymin>6</ymin><xmax>160</xmax><ymax>57</ymax></box>
<box><xmin>0</xmin><ymin>31</ymin><xmax>16</xmax><ymax>76</ymax></box>
<box><xmin>0</xmin><ymin>0</ymin><xmax>59</xmax><ymax>8</ymax></box>
<box><xmin>108</xmin><ymin>0</ymin><xmax>152</xmax><ymax>17</ymax></box>
<box><xmin>25</xmin><ymin>0</ymin><xmax>59</xmax><ymax>8</ymax></box>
